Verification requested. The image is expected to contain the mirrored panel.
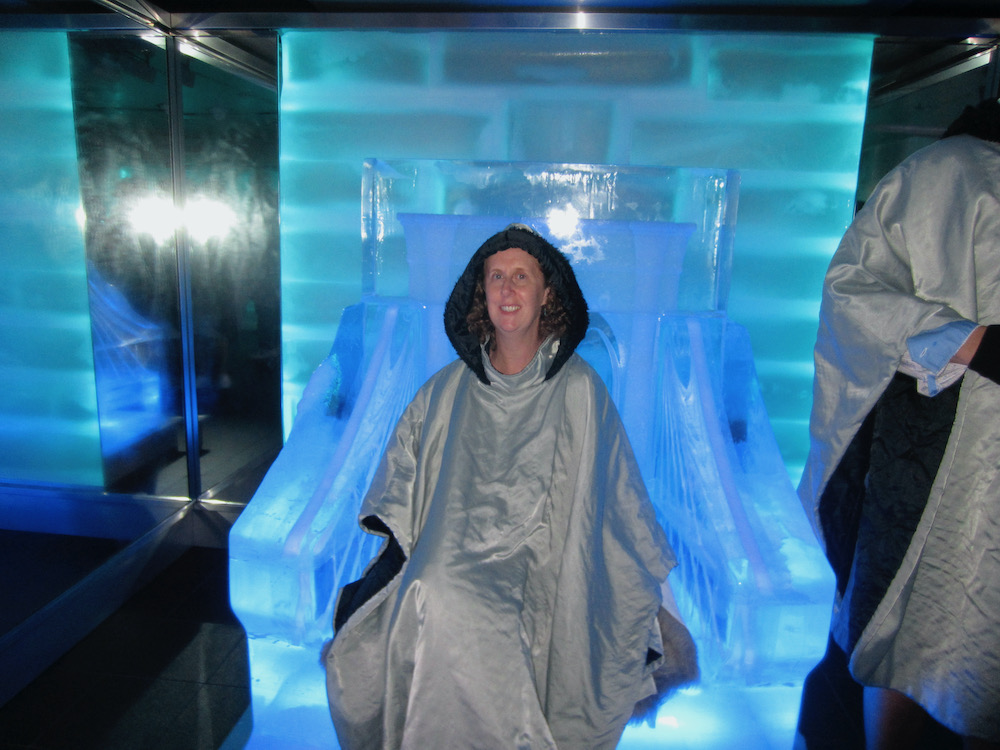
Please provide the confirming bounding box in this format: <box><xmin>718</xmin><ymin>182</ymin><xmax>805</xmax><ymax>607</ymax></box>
<box><xmin>180</xmin><ymin>40</ymin><xmax>283</xmax><ymax>499</ymax></box>
<box><xmin>65</xmin><ymin>30</ymin><xmax>283</xmax><ymax>499</ymax></box>
<box><xmin>70</xmin><ymin>32</ymin><xmax>187</xmax><ymax>496</ymax></box>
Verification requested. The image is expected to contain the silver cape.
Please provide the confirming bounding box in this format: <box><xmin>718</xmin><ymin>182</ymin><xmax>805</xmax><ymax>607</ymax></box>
<box><xmin>799</xmin><ymin>135</ymin><xmax>1000</xmax><ymax>740</ymax></box>
<box><xmin>326</xmin><ymin>337</ymin><xmax>678</xmax><ymax>749</ymax></box>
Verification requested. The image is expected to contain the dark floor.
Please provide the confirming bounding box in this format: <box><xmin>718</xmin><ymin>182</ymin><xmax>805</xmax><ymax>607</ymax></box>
<box><xmin>0</xmin><ymin>546</ymin><xmax>251</xmax><ymax>750</ymax></box>
<box><xmin>0</xmin><ymin>530</ymin><xmax>127</xmax><ymax>635</ymax></box>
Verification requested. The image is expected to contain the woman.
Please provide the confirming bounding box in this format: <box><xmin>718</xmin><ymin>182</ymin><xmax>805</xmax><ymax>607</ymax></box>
<box><xmin>325</xmin><ymin>223</ymin><xmax>696</xmax><ymax>749</ymax></box>
<box><xmin>796</xmin><ymin>100</ymin><xmax>1000</xmax><ymax>750</ymax></box>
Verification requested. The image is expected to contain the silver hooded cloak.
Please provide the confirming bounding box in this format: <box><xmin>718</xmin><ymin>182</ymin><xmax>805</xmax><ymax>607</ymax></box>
<box><xmin>324</xmin><ymin>225</ymin><xmax>691</xmax><ymax>749</ymax></box>
<box><xmin>799</xmin><ymin>134</ymin><xmax>1000</xmax><ymax>740</ymax></box>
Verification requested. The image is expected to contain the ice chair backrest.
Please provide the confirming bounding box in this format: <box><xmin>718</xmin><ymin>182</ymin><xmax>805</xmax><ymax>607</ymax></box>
<box><xmin>397</xmin><ymin>212</ymin><xmax>697</xmax><ymax>386</ymax></box>
<box><xmin>364</xmin><ymin>159</ymin><xmax>739</xmax><ymax>315</ymax></box>
<box><xmin>400</xmin><ymin>213</ymin><xmax>695</xmax><ymax>312</ymax></box>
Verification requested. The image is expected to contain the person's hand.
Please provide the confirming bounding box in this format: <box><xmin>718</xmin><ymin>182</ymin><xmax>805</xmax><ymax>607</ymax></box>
<box><xmin>951</xmin><ymin>325</ymin><xmax>987</xmax><ymax>365</ymax></box>
<box><xmin>964</xmin><ymin>325</ymin><xmax>1000</xmax><ymax>385</ymax></box>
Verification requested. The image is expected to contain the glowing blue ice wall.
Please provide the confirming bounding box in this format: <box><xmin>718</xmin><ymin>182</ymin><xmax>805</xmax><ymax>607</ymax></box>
<box><xmin>240</xmin><ymin>28</ymin><xmax>872</xmax><ymax>748</ymax></box>
<box><xmin>0</xmin><ymin>32</ymin><xmax>102</xmax><ymax>486</ymax></box>
<box><xmin>277</xmin><ymin>30</ymin><xmax>873</xmax><ymax>479</ymax></box>
<box><xmin>232</xmin><ymin>158</ymin><xmax>836</xmax><ymax>748</ymax></box>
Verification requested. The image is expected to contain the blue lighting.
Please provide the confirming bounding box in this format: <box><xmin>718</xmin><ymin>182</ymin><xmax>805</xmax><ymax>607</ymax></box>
<box><xmin>236</xmin><ymin>26</ymin><xmax>873</xmax><ymax>748</ymax></box>
<box><xmin>0</xmin><ymin>32</ymin><xmax>103</xmax><ymax>487</ymax></box>
<box><xmin>233</xmin><ymin>156</ymin><xmax>838</xmax><ymax>747</ymax></box>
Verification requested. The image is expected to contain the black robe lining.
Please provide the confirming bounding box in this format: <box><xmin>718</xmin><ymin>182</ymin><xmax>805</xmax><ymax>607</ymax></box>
<box><xmin>818</xmin><ymin>372</ymin><xmax>961</xmax><ymax>652</ymax></box>
<box><xmin>334</xmin><ymin>515</ymin><xmax>406</xmax><ymax>633</ymax></box>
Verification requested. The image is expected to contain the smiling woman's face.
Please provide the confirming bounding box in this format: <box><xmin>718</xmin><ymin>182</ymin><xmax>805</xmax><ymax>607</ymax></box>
<box><xmin>483</xmin><ymin>247</ymin><xmax>550</xmax><ymax>346</ymax></box>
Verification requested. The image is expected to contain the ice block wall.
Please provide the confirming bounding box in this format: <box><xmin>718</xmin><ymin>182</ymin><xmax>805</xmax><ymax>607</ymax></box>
<box><xmin>0</xmin><ymin>32</ymin><xmax>103</xmax><ymax>487</ymax></box>
<box><xmin>278</xmin><ymin>30</ymin><xmax>874</xmax><ymax>478</ymax></box>
<box><xmin>230</xmin><ymin>160</ymin><xmax>835</xmax><ymax>749</ymax></box>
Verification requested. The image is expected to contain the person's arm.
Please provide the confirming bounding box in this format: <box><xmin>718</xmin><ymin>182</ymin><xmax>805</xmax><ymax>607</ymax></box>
<box><xmin>900</xmin><ymin>320</ymin><xmax>980</xmax><ymax>395</ymax></box>
<box><xmin>821</xmin><ymin>152</ymin><xmax>975</xmax><ymax>368</ymax></box>
<box><xmin>903</xmin><ymin>322</ymin><xmax>1000</xmax><ymax>393</ymax></box>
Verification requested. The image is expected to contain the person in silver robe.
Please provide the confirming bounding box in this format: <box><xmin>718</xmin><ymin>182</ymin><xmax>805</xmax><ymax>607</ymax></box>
<box><xmin>324</xmin><ymin>223</ymin><xmax>697</xmax><ymax>749</ymax></box>
<box><xmin>796</xmin><ymin>100</ymin><xmax>1000</xmax><ymax>750</ymax></box>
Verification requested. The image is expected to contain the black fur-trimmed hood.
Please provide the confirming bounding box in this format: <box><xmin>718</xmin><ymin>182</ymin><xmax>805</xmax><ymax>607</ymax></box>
<box><xmin>443</xmin><ymin>223</ymin><xmax>589</xmax><ymax>385</ymax></box>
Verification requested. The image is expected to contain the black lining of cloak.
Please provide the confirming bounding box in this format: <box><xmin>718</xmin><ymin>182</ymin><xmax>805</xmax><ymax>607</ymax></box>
<box><xmin>334</xmin><ymin>515</ymin><xmax>407</xmax><ymax>633</ymax></box>
<box><xmin>818</xmin><ymin>372</ymin><xmax>961</xmax><ymax>653</ymax></box>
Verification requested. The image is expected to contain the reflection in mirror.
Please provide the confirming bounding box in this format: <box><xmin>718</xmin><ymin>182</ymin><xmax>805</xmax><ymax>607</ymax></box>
<box><xmin>179</xmin><ymin>36</ymin><xmax>282</xmax><ymax>499</ymax></box>
<box><xmin>69</xmin><ymin>30</ymin><xmax>282</xmax><ymax>500</ymax></box>
<box><xmin>70</xmin><ymin>32</ymin><xmax>188</xmax><ymax>496</ymax></box>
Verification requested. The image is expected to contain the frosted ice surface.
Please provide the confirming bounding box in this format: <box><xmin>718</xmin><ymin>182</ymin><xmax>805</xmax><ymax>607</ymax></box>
<box><xmin>229</xmin><ymin>161</ymin><xmax>833</xmax><ymax>748</ymax></box>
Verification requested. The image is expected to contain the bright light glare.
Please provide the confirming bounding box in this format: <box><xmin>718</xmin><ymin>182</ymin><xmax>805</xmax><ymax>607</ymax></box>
<box><xmin>129</xmin><ymin>196</ymin><xmax>177</xmax><ymax>244</ymax></box>
<box><xmin>186</xmin><ymin>197</ymin><xmax>238</xmax><ymax>243</ymax></box>
<box><xmin>545</xmin><ymin>204</ymin><xmax>580</xmax><ymax>240</ymax></box>
<box><xmin>128</xmin><ymin>195</ymin><xmax>237</xmax><ymax>245</ymax></box>
<box><xmin>139</xmin><ymin>32</ymin><xmax>165</xmax><ymax>49</ymax></box>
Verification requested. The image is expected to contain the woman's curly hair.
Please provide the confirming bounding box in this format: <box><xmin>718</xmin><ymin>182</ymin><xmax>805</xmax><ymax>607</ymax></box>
<box><xmin>466</xmin><ymin>275</ymin><xmax>570</xmax><ymax>348</ymax></box>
